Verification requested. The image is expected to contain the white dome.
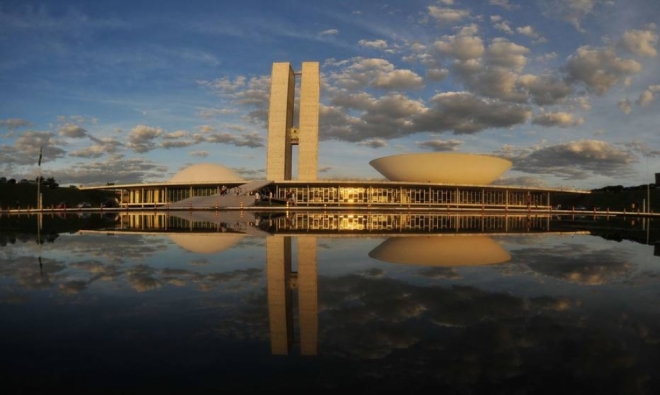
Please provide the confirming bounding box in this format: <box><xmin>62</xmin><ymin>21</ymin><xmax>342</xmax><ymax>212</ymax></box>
<box><xmin>369</xmin><ymin>153</ymin><xmax>512</xmax><ymax>185</ymax></box>
<box><xmin>170</xmin><ymin>163</ymin><xmax>244</xmax><ymax>183</ymax></box>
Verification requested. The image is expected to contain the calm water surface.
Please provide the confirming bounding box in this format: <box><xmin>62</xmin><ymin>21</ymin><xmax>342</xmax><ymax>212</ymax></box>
<box><xmin>1</xmin><ymin>213</ymin><xmax>660</xmax><ymax>393</ymax></box>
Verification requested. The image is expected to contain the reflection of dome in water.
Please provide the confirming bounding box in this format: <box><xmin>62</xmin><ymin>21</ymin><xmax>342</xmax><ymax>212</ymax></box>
<box><xmin>368</xmin><ymin>236</ymin><xmax>511</xmax><ymax>266</ymax></box>
<box><xmin>169</xmin><ymin>233</ymin><xmax>245</xmax><ymax>254</ymax></box>
<box><xmin>369</xmin><ymin>153</ymin><xmax>512</xmax><ymax>184</ymax></box>
<box><xmin>169</xmin><ymin>163</ymin><xmax>244</xmax><ymax>183</ymax></box>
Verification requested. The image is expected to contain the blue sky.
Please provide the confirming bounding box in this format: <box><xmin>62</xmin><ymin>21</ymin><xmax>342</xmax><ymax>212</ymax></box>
<box><xmin>1</xmin><ymin>0</ymin><xmax>659</xmax><ymax>189</ymax></box>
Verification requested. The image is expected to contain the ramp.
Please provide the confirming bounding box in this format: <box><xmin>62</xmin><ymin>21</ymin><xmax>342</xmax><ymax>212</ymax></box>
<box><xmin>166</xmin><ymin>180</ymin><xmax>273</xmax><ymax>209</ymax></box>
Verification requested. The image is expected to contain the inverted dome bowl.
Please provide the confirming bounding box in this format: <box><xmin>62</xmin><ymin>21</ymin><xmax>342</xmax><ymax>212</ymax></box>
<box><xmin>369</xmin><ymin>153</ymin><xmax>511</xmax><ymax>184</ymax></box>
<box><xmin>368</xmin><ymin>236</ymin><xmax>511</xmax><ymax>266</ymax></box>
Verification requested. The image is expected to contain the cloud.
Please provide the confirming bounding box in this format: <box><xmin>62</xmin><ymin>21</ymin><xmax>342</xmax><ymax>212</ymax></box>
<box><xmin>565</xmin><ymin>46</ymin><xmax>642</xmax><ymax>95</ymax></box>
<box><xmin>636</xmin><ymin>84</ymin><xmax>660</xmax><ymax>106</ymax></box>
<box><xmin>58</xmin><ymin>123</ymin><xmax>88</xmax><ymax>138</ymax></box>
<box><xmin>427</xmin><ymin>5</ymin><xmax>470</xmax><ymax>24</ymax></box>
<box><xmin>516</xmin><ymin>25</ymin><xmax>547</xmax><ymax>43</ymax></box>
<box><xmin>49</xmin><ymin>154</ymin><xmax>169</xmax><ymax>184</ymax></box>
<box><xmin>618</xmin><ymin>99</ymin><xmax>632</xmax><ymax>114</ymax></box>
<box><xmin>127</xmin><ymin>125</ymin><xmax>164</xmax><ymax>153</ymax></box>
<box><xmin>204</xmin><ymin>131</ymin><xmax>264</xmax><ymax>148</ymax></box>
<box><xmin>506</xmin><ymin>140</ymin><xmax>636</xmax><ymax>179</ymax></box>
<box><xmin>326</xmin><ymin>58</ymin><xmax>424</xmax><ymax>91</ymax></box>
<box><xmin>319</xmin><ymin>29</ymin><xmax>339</xmax><ymax>36</ymax></box>
<box><xmin>413</xmin><ymin>92</ymin><xmax>532</xmax><ymax>134</ymax></box>
<box><xmin>618</xmin><ymin>25</ymin><xmax>658</xmax><ymax>57</ymax></box>
<box><xmin>190</xmin><ymin>151</ymin><xmax>209</xmax><ymax>158</ymax></box>
<box><xmin>532</xmin><ymin>111</ymin><xmax>584</xmax><ymax>127</ymax></box>
<box><xmin>489</xmin><ymin>0</ymin><xmax>513</xmax><ymax>9</ymax></box>
<box><xmin>0</xmin><ymin>130</ymin><xmax>67</xmax><ymax>167</ymax></box>
<box><xmin>0</xmin><ymin>118</ymin><xmax>31</xmax><ymax>130</ymax></box>
<box><xmin>517</xmin><ymin>74</ymin><xmax>573</xmax><ymax>105</ymax></box>
<box><xmin>541</xmin><ymin>0</ymin><xmax>604</xmax><ymax>31</ymax></box>
<box><xmin>358</xmin><ymin>39</ymin><xmax>388</xmax><ymax>50</ymax></box>
<box><xmin>416</xmin><ymin>139</ymin><xmax>463</xmax><ymax>151</ymax></box>
<box><xmin>433</xmin><ymin>34</ymin><xmax>484</xmax><ymax>61</ymax></box>
<box><xmin>357</xmin><ymin>139</ymin><xmax>387</xmax><ymax>148</ymax></box>
<box><xmin>197</xmin><ymin>107</ymin><xmax>237</xmax><ymax>119</ymax></box>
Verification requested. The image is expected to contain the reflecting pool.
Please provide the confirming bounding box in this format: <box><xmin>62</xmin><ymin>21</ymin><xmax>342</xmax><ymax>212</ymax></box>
<box><xmin>1</xmin><ymin>212</ymin><xmax>660</xmax><ymax>393</ymax></box>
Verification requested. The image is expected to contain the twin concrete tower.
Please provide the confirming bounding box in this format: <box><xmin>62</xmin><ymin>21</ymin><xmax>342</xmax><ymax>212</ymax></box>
<box><xmin>266</xmin><ymin>62</ymin><xmax>320</xmax><ymax>181</ymax></box>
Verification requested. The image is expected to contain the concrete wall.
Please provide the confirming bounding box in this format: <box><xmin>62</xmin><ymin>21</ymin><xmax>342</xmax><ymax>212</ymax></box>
<box><xmin>298</xmin><ymin>62</ymin><xmax>320</xmax><ymax>181</ymax></box>
<box><xmin>267</xmin><ymin>63</ymin><xmax>295</xmax><ymax>181</ymax></box>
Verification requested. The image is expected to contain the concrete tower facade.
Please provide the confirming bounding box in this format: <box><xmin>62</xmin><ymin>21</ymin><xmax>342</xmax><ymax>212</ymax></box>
<box><xmin>266</xmin><ymin>61</ymin><xmax>320</xmax><ymax>181</ymax></box>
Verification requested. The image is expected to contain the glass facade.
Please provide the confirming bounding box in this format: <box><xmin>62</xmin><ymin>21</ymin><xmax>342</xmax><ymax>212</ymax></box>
<box><xmin>116</xmin><ymin>182</ymin><xmax>552</xmax><ymax>209</ymax></box>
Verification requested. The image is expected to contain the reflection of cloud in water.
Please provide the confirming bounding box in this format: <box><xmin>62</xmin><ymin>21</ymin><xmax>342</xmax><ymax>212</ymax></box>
<box><xmin>56</xmin><ymin>234</ymin><xmax>170</xmax><ymax>264</ymax></box>
<box><xmin>314</xmin><ymin>274</ymin><xmax>657</xmax><ymax>392</ymax></box>
<box><xmin>127</xmin><ymin>265</ymin><xmax>163</xmax><ymax>293</ymax></box>
<box><xmin>369</xmin><ymin>236</ymin><xmax>511</xmax><ymax>266</ymax></box>
<box><xmin>514</xmin><ymin>243</ymin><xmax>633</xmax><ymax>285</ymax></box>
<box><xmin>190</xmin><ymin>258</ymin><xmax>210</xmax><ymax>266</ymax></box>
<box><xmin>59</xmin><ymin>280</ymin><xmax>89</xmax><ymax>295</ymax></box>
<box><xmin>0</xmin><ymin>255</ymin><xmax>66</xmax><ymax>290</ymax></box>
<box><xmin>419</xmin><ymin>267</ymin><xmax>462</xmax><ymax>280</ymax></box>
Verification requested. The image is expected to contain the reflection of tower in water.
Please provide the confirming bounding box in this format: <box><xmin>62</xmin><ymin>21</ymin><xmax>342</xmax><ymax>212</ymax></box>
<box><xmin>267</xmin><ymin>236</ymin><xmax>318</xmax><ymax>356</ymax></box>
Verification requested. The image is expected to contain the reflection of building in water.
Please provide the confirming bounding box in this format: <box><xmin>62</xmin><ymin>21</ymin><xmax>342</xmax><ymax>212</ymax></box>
<box><xmin>257</xmin><ymin>213</ymin><xmax>551</xmax><ymax>234</ymax></box>
<box><xmin>117</xmin><ymin>212</ymin><xmax>256</xmax><ymax>234</ymax></box>
<box><xmin>267</xmin><ymin>236</ymin><xmax>318</xmax><ymax>356</ymax></box>
<box><xmin>369</xmin><ymin>236</ymin><xmax>511</xmax><ymax>266</ymax></box>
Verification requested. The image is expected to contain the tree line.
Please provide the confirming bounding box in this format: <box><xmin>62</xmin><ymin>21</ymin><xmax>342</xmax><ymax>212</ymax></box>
<box><xmin>0</xmin><ymin>176</ymin><xmax>59</xmax><ymax>188</ymax></box>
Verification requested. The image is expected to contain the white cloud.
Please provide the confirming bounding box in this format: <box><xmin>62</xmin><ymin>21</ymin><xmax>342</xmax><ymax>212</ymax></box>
<box><xmin>427</xmin><ymin>6</ymin><xmax>470</xmax><ymax>24</ymax></box>
<box><xmin>636</xmin><ymin>85</ymin><xmax>660</xmax><ymax>106</ymax></box>
<box><xmin>618</xmin><ymin>99</ymin><xmax>632</xmax><ymax>114</ymax></box>
<box><xmin>532</xmin><ymin>111</ymin><xmax>584</xmax><ymax>127</ymax></box>
<box><xmin>0</xmin><ymin>118</ymin><xmax>31</xmax><ymax>130</ymax></box>
<box><xmin>618</xmin><ymin>25</ymin><xmax>658</xmax><ymax>57</ymax></box>
<box><xmin>565</xmin><ymin>46</ymin><xmax>642</xmax><ymax>95</ymax></box>
<box><xmin>416</xmin><ymin>139</ymin><xmax>463</xmax><ymax>151</ymax></box>
<box><xmin>507</xmin><ymin>139</ymin><xmax>636</xmax><ymax>179</ymax></box>
<box><xmin>58</xmin><ymin>124</ymin><xmax>88</xmax><ymax>138</ymax></box>
<box><xmin>127</xmin><ymin>125</ymin><xmax>164</xmax><ymax>153</ymax></box>
<box><xmin>319</xmin><ymin>29</ymin><xmax>339</xmax><ymax>36</ymax></box>
<box><xmin>489</xmin><ymin>0</ymin><xmax>513</xmax><ymax>9</ymax></box>
<box><xmin>359</xmin><ymin>39</ymin><xmax>388</xmax><ymax>50</ymax></box>
<box><xmin>541</xmin><ymin>0</ymin><xmax>603</xmax><ymax>32</ymax></box>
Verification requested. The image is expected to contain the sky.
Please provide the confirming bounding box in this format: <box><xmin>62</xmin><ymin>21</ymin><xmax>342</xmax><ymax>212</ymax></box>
<box><xmin>1</xmin><ymin>0</ymin><xmax>659</xmax><ymax>190</ymax></box>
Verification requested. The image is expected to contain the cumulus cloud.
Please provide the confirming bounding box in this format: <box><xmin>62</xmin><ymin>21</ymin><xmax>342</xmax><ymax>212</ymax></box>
<box><xmin>506</xmin><ymin>140</ymin><xmax>636</xmax><ymax>179</ymax></box>
<box><xmin>416</xmin><ymin>139</ymin><xmax>463</xmax><ymax>151</ymax></box>
<box><xmin>618</xmin><ymin>25</ymin><xmax>658</xmax><ymax>57</ymax></box>
<box><xmin>49</xmin><ymin>154</ymin><xmax>169</xmax><ymax>184</ymax></box>
<box><xmin>517</xmin><ymin>74</ymin><xmax>573</xmax><ymax>105</ymax></box>
<box><xmin>127</xmin><ymin>125</ymin><xmax>163</xmax><ymax>153</ymax></box>
<box><xmin>0</xmin><ymin>118</ymin><xmax>31</xmax><ymax>130</ymax></box>
<box><xmin>434</xmin><ymin>34</ymin><xmax>484</xmax><ymax>61</ymax></box>
<box><xmin>413</xmin><ymin>92</ymin><xmax>532</xmax><ymax>134</ymax></box>
<box><xmin>565</xmin><ymin>46</ymin><xmax>642</xmax><ymax>95</ymax></box>
<box><xmin>204</xmin><ymin>131</ymin><xmax>264</xmax><ymax>148</ymax></box>
<box><xmin>636</xmin><ymin>85</ymin><xmax>660</xmax><ymax>106</ymax></box>
<box><xmin>0</xmin><ymin>130</ymin><xmax>66</xmax><ymax>168</ymax></box>
<box><xmin>532</xmin><ymin>111</ymin><xmax>584</xmax><ymax>127</ymax></box>
<box><xmin>58</xmin><ymin>123</ymin><xmax>88</xmax><ymax>138</ymax></box>
<box><xmin>541</xmin><ymin>0</ymin><xmax>603</xmax><ymax>31</ymax></box>
<box><xmin>326</xmin><ymin>58</ymin><xmax>424</xmax><ymax>91</ymax></box>
<box><xmin>485</xmin><ymin>38</ymin><xmax>530</xmax><ymax>71</ymax></box>
<box><xmin>190</xmin><ymin>151</ymin><xmax>209</xmax><ymax>158</ymax></box>
<box><xmin>516</xmin><ymin>25</ymin><xmax>547</xmax><ymax>43</ymax></box>
<box><xmin>618</xmin><ymin>99</ymin><xmax>632</xmax><ymax>114</ymax></box>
